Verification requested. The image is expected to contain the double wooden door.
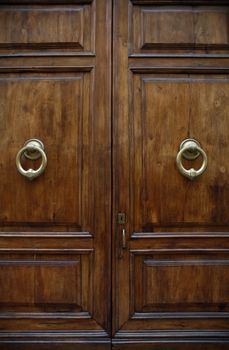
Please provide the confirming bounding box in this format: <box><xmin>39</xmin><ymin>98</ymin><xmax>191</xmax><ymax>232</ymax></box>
<box><xmin>0</xmin><ymin>1</ymin><xmax>228</xmax><ymax>349</ymax></box>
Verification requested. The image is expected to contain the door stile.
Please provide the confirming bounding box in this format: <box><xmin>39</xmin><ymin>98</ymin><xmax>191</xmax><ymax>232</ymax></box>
<box><xmin>112</xmin><ymin>0</ymin><xmax>131</xmax><ymax>337</ymax></box>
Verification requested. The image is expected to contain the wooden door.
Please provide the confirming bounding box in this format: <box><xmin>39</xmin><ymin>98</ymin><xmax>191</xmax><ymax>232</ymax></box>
<box><xmin>1</xmin><ymin>1</ymin><xmax>229</xmax><ymax>349</ymax></box>
<box><xmin>113</xmin><ymin>1</ymin><xmax>229</xmax><ymax>349</ymax></box>
<box><xmin>0</xmin><ymin>1</ymin><xmax>111</xmax><ymax>349</ymax></box>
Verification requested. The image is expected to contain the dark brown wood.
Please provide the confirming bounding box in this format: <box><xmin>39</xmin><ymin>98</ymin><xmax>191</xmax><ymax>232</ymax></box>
<box><xmin>113</xmin><ymin>0</ymin><xmax>229</xmax><ymax>349</ymax></box>
<box><xmin>1</xmin><ymin>1</ymin><xmax>229</xmax><ymax>349</ymax></box>
<box><xmin>131</xmin><ymin>5</ymin><xmax>229</xmax><ymax>55</ymax></box>
<box><xmin>0</xmin><ymin>4</ymin><xmax>94</xmax><ymax>53</ymax></box>
<box><xmin>112</xmin><ymin>343</ymin><xmax>229</xmax><ymax>350</ymax></box>
<box><xmin>0</xmin><ymin>0</ymin><xmax>111</xmax><ymax>348</ymax></box>
<box><xmin>0</xmin><ymin>339</ymin><xmax>110</xmax><ymax>350</ymax></box>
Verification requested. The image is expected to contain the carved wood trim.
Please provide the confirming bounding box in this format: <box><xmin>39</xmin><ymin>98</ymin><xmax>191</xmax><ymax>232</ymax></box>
<box><xmin>132</xmin><ymin>312</ymin><xmax>229</xmax><ymax>319</ymax></box>
<box><xmin>131</xmin><ymin>1</ymin><xmax>228</xmax><ymax>5</ymax></box>
<box><xmin>131</xmin><ymin>232</ymin><xmax>229</xmax><ymax>239</ymax></box>
<box><xmin>0</xmin><ymin>0</ymin><xmax>93</xmax><ymax>4</ymax></box>
<box><xmin>0</xmin><ymin>311</ymin><xmax>91</xmax><ymax>319</ymax></box>
<box><xmin>0</xmin><ymin>232</ymin><xmax>93</xmax><ymax>238</ymax></box>
<box><xmin>113</xmin><ymin>329</ymin><xmax>229</xmax><ymax>339</ymax></box>
<box><xmin>130</xmin><ymin>66</ymin><xmax>229</xmax><ymax>73</ymax></box>
<box><xmin>143</xmin><ymin>259</ymin><xmax>229</xmax><ymax>266</ymax></box>
<box><xmin>0</xmin><ymin>66</ymin><xmax>93</xmax><ymax>72</ymax></box>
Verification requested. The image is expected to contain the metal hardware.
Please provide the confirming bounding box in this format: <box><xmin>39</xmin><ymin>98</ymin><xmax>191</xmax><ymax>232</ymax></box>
<box><xmin>16</xmin><ymin>139</ymin><xmax>47</xmax><ymax>181</ymax></box>
<box><xmin>117</xmin><ymin>213</ymin><xmax>127</xmax><ymax>250</ymax></box>
<box><xmin>176</xmin><ymin>138</ymin><xmax>208</xmax><ymax>180</ymax></box>
<box><xmin>117</xmin><ymin>212</ymin><xmax>126</xmax><ymax>224</ymax></box>
<box><xmin>23</xmin><ymin>139</ymin><xmax>45</xmax><ymax>160</ymax></box>
<box><xmin>179</xmin><ymin>138</ymin><xmax>201</xmax><ymax>160</ymax></box>
<box><xmin>122</xmin><ymin>228</ymin><xmax>126</xmax><ymax>249</ymax></box>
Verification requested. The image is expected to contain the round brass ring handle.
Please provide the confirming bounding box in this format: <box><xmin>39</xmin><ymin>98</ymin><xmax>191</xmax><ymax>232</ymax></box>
<box><xmin>176</xmin><ymin>139</ymin><xmax>207</xmax><ymax>180</ymax></box>
<box><xmin>16</xmin><ymin>139</ymin><xmax>47</xmax><ymax>180</ymax></box>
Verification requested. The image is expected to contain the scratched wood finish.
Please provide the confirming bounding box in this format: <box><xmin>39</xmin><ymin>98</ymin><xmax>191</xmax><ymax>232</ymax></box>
<box><xmin>113</xmin><ymin>1</ymin><xmax>229</xmax><ymax>349</ymax></box>
<box><xmin>0</xmin><ymin>0</ymin><xmax>111</xmax><ymax>349</ymax></box>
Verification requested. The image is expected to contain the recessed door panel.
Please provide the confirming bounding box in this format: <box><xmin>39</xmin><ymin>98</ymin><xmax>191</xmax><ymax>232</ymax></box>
<box><xmin>131</xmin><ymin>5</ymin><xmax>229</xmax><ymax>55</ymax></box>
<box><xmin>0</xmin><ymin>4</ymin><xmax>95</xmax><ymax>53</ymax></box>
<box><xmin>130</xmin><ymin>73</ymin><xmax>228</xmax><ymax>231</ymax></box>
<box><xmin>0</xmin><ymin>72</ymin><xmax>93</xmax><ymax>229</ymax></box>
<box><xmin>132</xmin><ymin>252</ymin><xmax>229</xmax><ymax>314</ymax></box>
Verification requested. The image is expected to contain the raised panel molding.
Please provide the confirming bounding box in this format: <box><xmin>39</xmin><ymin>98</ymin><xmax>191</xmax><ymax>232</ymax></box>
<box><xmin>131</xmin><ymin>1</ymin><xmax>229</xmax><ymax>6</ymax></box>
<box><xmin>129</xmin><ymin>72</ymin><xmax>229</xmax><ymax>233</ymax></box>
<box><xmin>1</xmin><ymin>0</ymin><xmax>93</xmax><ymax>3</ymax></box>
<box><xmin>0</xmin><ymin>233</ymin><xmax>93</xmax><ymax>252</ymax></box>
<box><xmin>131</xmin><ymin>312</ymin><xmax>229</xmax><ymax>319</ymax></box>
<box><xmin>113</xmin><ymin>329</ymin><xmax>229</xmax><ymax>338</ymax></box>
<box><xmin>130</xmin><ymin>66</ymin><xmax>229</xmax><ymax>74</ymax></box>
<box><xmin>0</xmin><ymin>4</ymin><xmax>95</xmax><ymax>55</ymax></box>
<box><xmin>0</xmin><ymin>249</ymin><xmax>101</xmax><ymax>331</ymax></box>
<box><xmin>0</xmin><ymin>69</ymin><xmax>95</xmax><ymax>233</ymax></box>
<box><xmin>112</xmin><ymin>330</ymin><xmax>229</xmax><ymax>350</ymax></box>
<box><xmin>0</xmin><ymin>333</ymin><xmax>110</xmax><ymax>350</ymax></box>
<box><xmin>130</xmin><ymin>2</ymin><xmax>229</xmax><ymax>56</ymax></box>
<box><xmin>130</xmin><ymin>251</ymin><xmax>229</xmax><ymax>318</ymax></box>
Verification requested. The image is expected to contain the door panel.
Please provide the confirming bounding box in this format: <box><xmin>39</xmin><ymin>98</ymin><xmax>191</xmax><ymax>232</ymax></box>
<box><xmin>131</xmin><ymin>252</ymin><xmax>229</xmax><ymax>313</ymax></box>
<box><xmin>0</xmin><ymin>4</ymin><xmax>94</xmax><ymax>53</ymax></box>
<box><xmin>113</xmin><ymin>0</ymin><xmax>229</xmax><ymax>348</ymax></box>
<box><xmin>130</xmin><ymin>73</ymin><xmax>228</xmax><ymax>227</ymax></box>
<box><xmin>0</xmin><ymin>72</ymin><xmax>93</xmax><ymax>227</ymax></box>
<box><xmin>131</xmin><ymin>5</ymin><xmax>229</xmax><ymax>55</ymax></box>
<box><xmin>0</xmin><ymin>0</ymin><xmax>111</xmax><ymax>348</ymax></box>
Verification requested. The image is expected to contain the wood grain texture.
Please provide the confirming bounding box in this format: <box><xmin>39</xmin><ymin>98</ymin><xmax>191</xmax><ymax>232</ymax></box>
<box><xmin>131</xmin><ymin>0</ymin><xmax>229</xmax><ymax>5</ymax></box>
<box><xmin>0</xmin><ymin>0</ymin><xmax>111</xmax><ymax>347</ymax></box>
<box><xmin>112</xmin><ymin>342</ymin><xmax>229</xmax><ymax>350</ymax></box>
<box><xmin>0</xmin><ymin>341</ymin><xmax>111</xmax><ymax>350</ymax></box>
<box><xmin>0</xmin><ymin>251</ymin><xmax>95</xmax><ymax>332</ymax></box>
<box><xmin>1</xmin><ymin>0</ymin><xmax>93</xmax><ymax>3</ymax></box>
<box><xmin>113</xmin><ymin>0</ymin><xmax>229</xmax><ymax>348</ymax></box>
<box><xmin>0</xmin><ymin>4</ymin><xmax>95</xmax><ymax>54</ymax></box>
<box><xmin>0</xmin><ymin>72</ymin><xmax>93</xmax><ymax>228</ymax></box>
<box><xmin>130</xmin><ymin>73</ymin><xmax>229</xmax><ymax>230</ymax></box>
<box><xmin>131</xmin><ymin>252</ymin><xmax>229</xmax><ymax>313</ymax></box>
<box><xmin>131</xmin><ymin>5</ymin><xmax>229</xmax><ymax>54</ymax></box>
<box><xmin>0</xmin><ymin>253</ymin><xmax>82</xmax><ymax>311</ymax></box>
<box><xmin>0</xmin><ymin>0</ymin><xmax>228</xmax><ymax>348</ymax></box>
